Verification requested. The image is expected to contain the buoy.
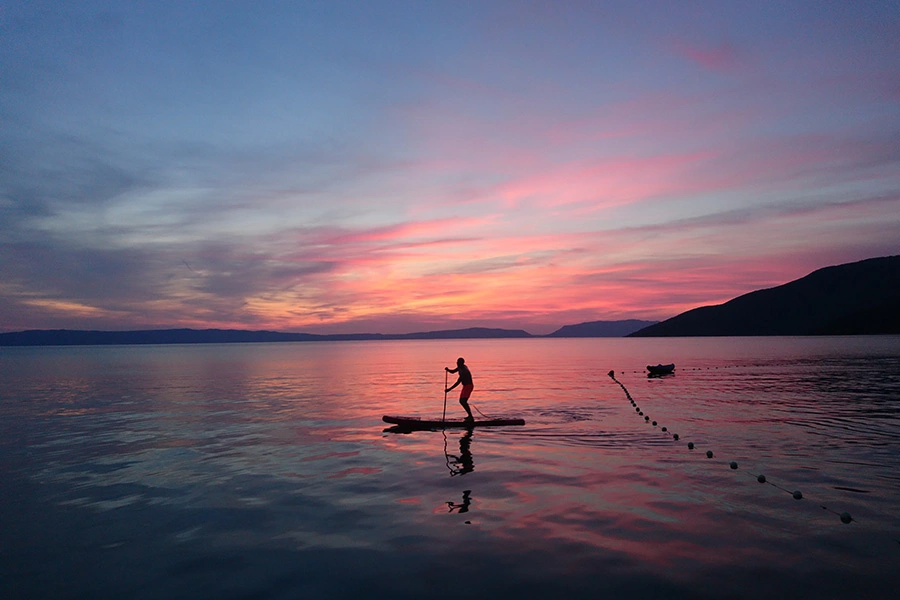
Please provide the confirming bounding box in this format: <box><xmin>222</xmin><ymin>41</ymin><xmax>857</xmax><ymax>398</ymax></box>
<box><xmin>730</xmin><ymin>461</ymin><xmax>738</xmax><ymax>469</ymax></box>
<box><xmin>661</xmin><ymin>426</ymin><xmax>667</xmax><ymax>432</ymax></box>
<box><xmin>706</xmin><ymin>450</ymin><xmax>713</xmax><ymax>458</ymax></box>
<box><xmin>652</xmin><ymin>421</ymin><xmax>657</xmax><ymax>426</ymax></box>
<box><xmin>757</xmin><ymin>474</ymin><xmax>766</xmax><ymax>483</ymax></box>
<box><xmin>688</xmin><ymin>442</ymin><xmax>694</xmax><ymax>449</ymax></box>
<box><xmin>639</xmin><ymin>411</ymin><xmax>643</xmax><ymax>416</ymax></box>
<box><xmin>645</xmin><ymin>416</ymin><xmax>650</xmax><ymax>421</ymax></box>
<box><xmin>840</xmin><ymin>512</ymin><xmax>852</xmax><ymax>524</ymax></box>
<box><xmin>793</xmin><ymin>491</ymin><xmax>803</xmax><ymax>500</ymax></box>
<box><xmin>635</xmin><ymin>408</ymin><xmax>640</xmax><ymax>413</ymax></box>
<box><xmin>672</xmin><ymin>433</ymin><xmax>678</xmax><ymax>440</ymax></box>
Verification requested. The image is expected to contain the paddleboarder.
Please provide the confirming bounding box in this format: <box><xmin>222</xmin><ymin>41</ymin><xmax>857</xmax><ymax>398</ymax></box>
<box><xmin>445</xmin><ymin>357</ymin><xmax>474</xmax><ymax>421</ymax></box>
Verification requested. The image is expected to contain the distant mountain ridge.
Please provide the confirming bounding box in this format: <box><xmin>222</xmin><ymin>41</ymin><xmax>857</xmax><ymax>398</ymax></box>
<box><xmin>547</xmin><ymin>319</ymin><xmax>657</xmax><ymax>337</ymax></box>
<box><xmin>630</xmin><ymin>255</ymin><xmax>900</xmax><ymax>337</ymax></box>
<box><xmin>0</xmin><ymin>320</ymin><xmax>677</xmax><ymax>346</ymax></box>
<box><xmin>0</xmin><ymin>327</ymin><xmax>532</xmax><ymax>346</ymax></box>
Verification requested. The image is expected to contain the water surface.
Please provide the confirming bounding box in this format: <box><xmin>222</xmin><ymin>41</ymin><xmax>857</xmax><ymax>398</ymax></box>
<box><xmin>2</xmin><ymin>337</ymin><xmax>899</xmax><ymax>599</ymax></box>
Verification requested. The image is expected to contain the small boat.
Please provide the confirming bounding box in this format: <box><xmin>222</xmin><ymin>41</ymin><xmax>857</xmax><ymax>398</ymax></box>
<box><xmin>647</xmin><ymin>363</ymin><xmax>675</xmax><ymax>376</ymax></box>
<box><xmin>382</xmin><ymin>415</ymin><xmax>525</xmax><ymax>430</ymax></box>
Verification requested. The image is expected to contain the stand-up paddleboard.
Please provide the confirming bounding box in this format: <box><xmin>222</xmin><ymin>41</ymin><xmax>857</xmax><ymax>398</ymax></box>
<box><xmin>382</xmin><ymin>415</ymin><xmax>525</xmax><ymax>429</ymax></box>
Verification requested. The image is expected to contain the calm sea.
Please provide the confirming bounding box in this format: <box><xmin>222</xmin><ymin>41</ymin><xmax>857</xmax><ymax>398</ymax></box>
<box><xmin>2</xmin><ymin>337</ymin><xmax>899</xmax><ymax>599</ymax></box>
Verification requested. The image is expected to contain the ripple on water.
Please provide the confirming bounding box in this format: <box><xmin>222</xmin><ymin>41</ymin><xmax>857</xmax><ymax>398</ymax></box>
<box><xmin>2</xmin><ymin>338</ymin><xmax>900</xmax><ymax>599</ymax></box>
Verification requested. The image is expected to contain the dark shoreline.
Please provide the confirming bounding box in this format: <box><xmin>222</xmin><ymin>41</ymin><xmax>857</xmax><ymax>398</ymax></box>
<box><xmin>3</xmin><ymin>326</ymin><xmax>898</xmax><ymax>347</ymax></box>
<box><xmin>0</xmin><ymin>327</ymin><xmax>529</xmax><ymax>347</ymax></box>
<box><xmin>0</xmin><ymin>320</ymin><xmax>661</xmax><ymax>347</ymax></box>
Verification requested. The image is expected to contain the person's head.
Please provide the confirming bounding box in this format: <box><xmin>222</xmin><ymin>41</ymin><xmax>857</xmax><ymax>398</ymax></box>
<box><xmin>457</xmin><ymin>357</ymin><xmax>465</xmax><ymax>366</ymax></box>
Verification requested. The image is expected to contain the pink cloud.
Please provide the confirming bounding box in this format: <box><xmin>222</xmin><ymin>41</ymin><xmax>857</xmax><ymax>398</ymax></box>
<box><xmin>286</xmin><ymin>190</ymin><xmax>899</xmax><ymax>330</ymax></box>
<box><xmin>486</xmin><ymin>151</ymin><xmax>714</xmax><ymax>212</ymax></box>
<box><xmin>673</xmin><ymin>40</ymin><xmax>741</xmax><ymax>72</ymax></box>
<box><xmin>325</xmin><ymin>216</ymin><xmax>495</xmax><ymax>245</ymax></box>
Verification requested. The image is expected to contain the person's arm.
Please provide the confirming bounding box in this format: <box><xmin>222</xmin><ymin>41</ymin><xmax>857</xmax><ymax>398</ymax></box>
<box><xmin>446</xmin><ymin>377</ymin><xmax>461</xmax><ymax>393</ymax></box>
<box><xmin>445</xmin><ymin>366</ymin><xmax>460</xmax><ymax>392</ymax></box>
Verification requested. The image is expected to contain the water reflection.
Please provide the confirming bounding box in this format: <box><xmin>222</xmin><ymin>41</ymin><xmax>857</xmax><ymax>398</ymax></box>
<box><xmin>446</xmin><ymin>490</ymin><xmax>472</xmax><ymax>513</ymax></box>
<box><xmin>443</xmin><ymin>427</ymin><xmax>474</xmax><ymax>477</ymax></box>
<box><xmin>646</xmin><ymin>371</ymin><xmax>675</xmax><ymax>379</ymax></box>
<box><xmin>3</xmin><ymin>338</ymin><xmax>900</xmax><ymax>600</ymax></box>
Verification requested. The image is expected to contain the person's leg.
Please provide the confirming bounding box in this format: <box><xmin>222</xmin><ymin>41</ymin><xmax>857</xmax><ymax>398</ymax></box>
<box><xmin>460</xmin><ymin>397</ymin><xmax>473</xmax><ymax>419</ymax></box>
<box><xmin>460</xmin><ymin>385</ymin><xmax>474</xmax><ymax>419</ymax></box>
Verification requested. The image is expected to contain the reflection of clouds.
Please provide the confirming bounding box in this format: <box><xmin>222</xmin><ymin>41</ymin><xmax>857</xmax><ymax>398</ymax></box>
<box><xmin>7</xmin><ymin>338</ymin><xmax>900</xmax><ymax>598</ymax></box>
<box><xmin>493</xmin><ymin>473</ymin><xmax>771</xmax><ymax>570</ymax></box>
<box><xmin>327</xmin><ymin>467</ymin><xmax>381</xmax><ymax>479</ymax></box>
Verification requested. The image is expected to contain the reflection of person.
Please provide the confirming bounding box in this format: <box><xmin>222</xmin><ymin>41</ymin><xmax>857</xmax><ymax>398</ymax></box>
<box><xmin>445</xmin><ymin>357</ymin><xmax>474</xmax><ymax>420</ymax></box>
<box><xmin>447</xmin><ymin>490</ymin><xmax>472</xmax><ymax>513</ymax></box>
<box><xmin>446</xmin><ymin>427</ymin><xmax>474</xmax><ymax>476</ymax></box>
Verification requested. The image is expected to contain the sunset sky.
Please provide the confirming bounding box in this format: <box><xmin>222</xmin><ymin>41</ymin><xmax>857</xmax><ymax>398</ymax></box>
<box><xmin>2</xmin><ymin>1</ymin><xmax>899</xmax><ymax>334</ymax></box>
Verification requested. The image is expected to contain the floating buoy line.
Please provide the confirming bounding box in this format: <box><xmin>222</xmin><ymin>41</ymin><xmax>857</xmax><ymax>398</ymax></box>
<box><xmin>606</xmin><ymin>370</ymin><xmax>899</xmax><ymax>545</ymax></box>
<box><xmin>627</xmin><ymin>362</ymin><xmax>822</xmax><ymax>375</ymax></box>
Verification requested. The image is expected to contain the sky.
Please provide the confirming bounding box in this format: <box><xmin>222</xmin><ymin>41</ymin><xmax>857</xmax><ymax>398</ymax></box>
<box><xmin>2</xmin><ymin>1</ymin><xmax>899</xmax><ymax>335</ymax></box>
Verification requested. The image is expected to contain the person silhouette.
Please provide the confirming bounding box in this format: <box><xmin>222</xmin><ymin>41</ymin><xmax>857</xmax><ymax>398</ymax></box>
<box><xmin>445</xmin><ymin>357</ymin><xmax>474</xmax><ymax>420</ymax></box>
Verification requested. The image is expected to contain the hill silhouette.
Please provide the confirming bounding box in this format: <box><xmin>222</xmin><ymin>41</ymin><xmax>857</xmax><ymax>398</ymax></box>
<box><xmin>629</xmin><ymin>255</ymin><xmax>900</xmax><ymax>337</ymax></box>
<box><xmin>0</xmin><ymin>327</ymin><xmax>532</xmax><ymax>346</ymax></box>
<box><xmin>548</xmin><ymin>319</ymin><xmax>657</xmax><ymax>337</ymax></box>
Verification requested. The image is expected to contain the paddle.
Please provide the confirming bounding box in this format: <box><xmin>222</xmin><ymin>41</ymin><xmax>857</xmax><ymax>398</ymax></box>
<box><xmin>442</xmin><ymin>369</ymin><xmax>448</xmax><ymax>423</ymax></box>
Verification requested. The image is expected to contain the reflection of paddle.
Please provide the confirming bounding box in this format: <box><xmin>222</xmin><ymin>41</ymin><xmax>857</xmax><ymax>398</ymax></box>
<box><xmin>442</xmin><ymin>370</ymin><xmax>448</xmax><ymax>424</ymax></box>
